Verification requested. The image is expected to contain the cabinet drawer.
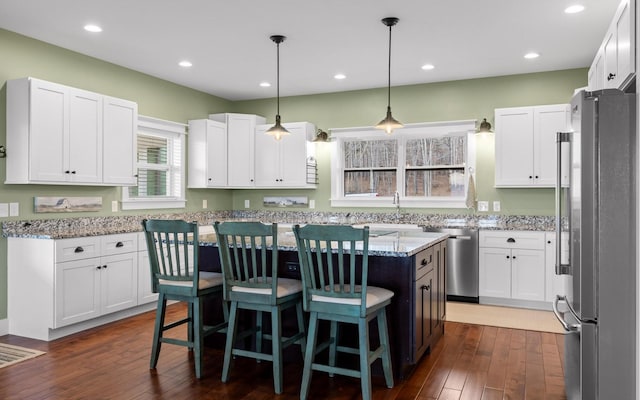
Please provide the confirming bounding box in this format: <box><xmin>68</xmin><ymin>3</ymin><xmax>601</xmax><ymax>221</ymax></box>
<box><xmin>55</xmin><ymin>237</ymin><xmax>101</xmax><ymax>263</ymax></box>
<box><xmin>479</xmin><ymin>230</ymin><xmax>545</xmax><ymax>250</ymax></box>
<box><xmin>101</xmin><ymin>233</ymin><xmax>138</xmax><ymax>256</ymax></box>
<box><xmin>414</xmin><ymin>246</ymin><xmax>435</xmax><ymax>278</ymax></box>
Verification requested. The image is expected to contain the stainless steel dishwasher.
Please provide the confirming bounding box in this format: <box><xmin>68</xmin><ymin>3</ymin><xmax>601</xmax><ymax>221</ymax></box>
<box><xmin>422</xmin><ymin>227</ymin><xmax>479</xmax><ymax>303</ymax></box>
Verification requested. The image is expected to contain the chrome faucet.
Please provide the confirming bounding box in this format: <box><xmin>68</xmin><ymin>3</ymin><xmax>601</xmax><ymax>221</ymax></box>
<box><xmin>392</xmin><ymin>191</ymin><xmax>400</xmax><ymax>220</ymax></box>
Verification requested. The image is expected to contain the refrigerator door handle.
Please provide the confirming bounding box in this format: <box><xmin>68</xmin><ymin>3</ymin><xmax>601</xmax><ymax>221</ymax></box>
<box><xmin>553</xmin><ymin>295</ymin><xmax>581</xmax><ymax>332</ymax></box>
<box><xmin>555</xmin><ymin>131</ymin><xmax>571</xmax><ymax>275</ymax></box>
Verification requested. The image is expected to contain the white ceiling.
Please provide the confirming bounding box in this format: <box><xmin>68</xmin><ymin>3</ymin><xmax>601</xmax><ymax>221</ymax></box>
<box><xmin>0</xmin><ymin>0</ymin><xmax>621</xmax><ymax>101</ymax></box>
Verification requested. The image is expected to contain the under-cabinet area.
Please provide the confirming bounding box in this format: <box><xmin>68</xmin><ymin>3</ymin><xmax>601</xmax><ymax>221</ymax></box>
<box><xmin>7</xmin><ymin>232</ymin><xmax>156</xmax><ymax>341</ymax></box>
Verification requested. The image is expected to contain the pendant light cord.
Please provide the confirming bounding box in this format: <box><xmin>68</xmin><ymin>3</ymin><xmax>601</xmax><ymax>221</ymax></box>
<box><xmin>276</xmin><ymin>41</ymin><xmax>280</xmax><ymax>116</ymax></box>
<box><xmin>387</xmin><ymin>23</ymin><xmax>392</xmax><ymax>108</ymax></box>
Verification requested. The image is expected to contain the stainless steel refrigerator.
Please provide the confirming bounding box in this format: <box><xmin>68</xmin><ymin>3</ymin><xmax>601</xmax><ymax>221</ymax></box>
<box><xmin>553</xmin><ymin>89</ymin><xmax>636</xmax><ymax>400</ymax></box>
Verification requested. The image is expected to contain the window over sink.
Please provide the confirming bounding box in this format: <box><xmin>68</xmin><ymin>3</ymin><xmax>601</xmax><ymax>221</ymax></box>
<box><xmin>330</xmin><ymin>120</ymin><xmax>476</xmax><ymax>208</ymax></box>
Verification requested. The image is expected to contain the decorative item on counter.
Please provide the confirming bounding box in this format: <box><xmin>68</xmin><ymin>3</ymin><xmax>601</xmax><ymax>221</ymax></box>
<box><xmin>263</xmin><ymin>196</ymin><xmax>308</xmax><ymax>208</ymax></box>
<box><xmin>265</xmin><ymin>35</ymin><xmax>290</xmax><ymax>140</ymax></box>
<box><xmin>0</xmin><ymin>145</ymin><xmax>6</xmax><ymax>158</ymax></box>
<box><xmin>375</xmin><ymin>17</ymin><xmax>403</xmax><ymax>135</ymax></box>
<box><xmin>34</xmin><ymin>197</ymin><xmax>102</xmax><ymax>213</ymax></box>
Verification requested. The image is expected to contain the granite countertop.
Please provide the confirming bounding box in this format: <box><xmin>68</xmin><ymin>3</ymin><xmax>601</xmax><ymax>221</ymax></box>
<box><xmin>198</xmin><ymin>225</ymin><xmax>449</xmax><ymax>258</ymax></box>
<box><xmin>1</xmin><ymin>211</ymin><xmax>557</xmax><ymax>241</ymax></box>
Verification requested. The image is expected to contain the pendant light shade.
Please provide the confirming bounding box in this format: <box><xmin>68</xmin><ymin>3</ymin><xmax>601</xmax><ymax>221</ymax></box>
<box><xmin>266</xmin><ymin>35</ymin><xmax>289</xmax><ymax>140</ymax></box>
<box><xmin>375</xmin><ymin>17</ymin><xmax>403</xmax><ymax>135</ymax></box>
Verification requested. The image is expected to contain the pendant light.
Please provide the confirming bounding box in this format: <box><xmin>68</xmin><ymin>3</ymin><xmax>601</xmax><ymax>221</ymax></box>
<box><xmin>375</xmin><ymin>17</ymin><xmax>403</xmax><ymax>135</ymax></box>
<box><xmin>265</xmin><ymin>35</ymin><xmax>290</xmax><ymax>140</ymax></box>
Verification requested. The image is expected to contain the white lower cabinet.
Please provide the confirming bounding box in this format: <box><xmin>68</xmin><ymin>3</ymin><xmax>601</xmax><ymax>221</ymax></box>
<box><xmin>479</xmin><ymin>230</ymin><xmax>546</xmax><ymax>307</ymax></box>
<box><xmin>55</xmin><ymin>250</ymin><xmax>138</xmax><ymax>327</ymax></box>
<box><xmin>137</xmin><ymin>232</ymin><xmax>158</xmax><ymax>304</ymax></box>
<box><xmin>8</xmin><ymin>232</ymin><xmax>152</xmax><ymax>341</ymax></box>
<box><xmin>55</xmin><ymin>234</ymin><xmax>138</xmax><ymax>328</ymax></box>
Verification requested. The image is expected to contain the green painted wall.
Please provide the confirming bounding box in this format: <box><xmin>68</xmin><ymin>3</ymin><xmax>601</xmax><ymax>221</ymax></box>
<box><xmin>0</xmin><ymin>29</ymin><xmax>235</xmax><ymax>319</ymax></box>
<box><xmin>232</xmin><ymin>69</ymin><xmax>587</xmax><ymax>214</ymax></box>
<box><xmin>0</xmin><ymin>27</ymin><xmax>587</xmax><ymax>321</ymax></box>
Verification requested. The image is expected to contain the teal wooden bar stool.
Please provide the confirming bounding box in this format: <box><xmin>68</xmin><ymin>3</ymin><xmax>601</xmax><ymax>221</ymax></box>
<box><xmin>141</xmin><ymin>219</ymin><xmax>228</xmax><ymax>379</ymax></box>
<box><xmin>292</xmin><ymin>224</ymin><xmax>394</xmax><ymax>400</ymax></box>
<box><xmin>213</xmin><ymin>221</ymin><xmax>306</xmax><ymax>394</ymax></box>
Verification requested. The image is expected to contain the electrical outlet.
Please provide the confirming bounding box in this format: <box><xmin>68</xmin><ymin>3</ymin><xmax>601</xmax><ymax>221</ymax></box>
<box><xmin>0</xmin><ymin>203</ymin><xmax>8</xmax><ymax>217</ymax></box>
<box><xmin>202</xmin><ymin>199</ymin><xmax>208</xmax><ymax>209</ymax></box>
<box><xmin>309</xmin><ymin>199</ymin><xmax>315</xmax><ymax>209</ymax></box>
<box><xmin>244</xmin><ymin>199</ymin><xmax>250</xmax><ymax>208</ymax></box>
<box><xmin>111</xmin><ymin>200</ymin><xmax>118</xmax><ymax>212</ymax></box>
<box><xmin>9</xmin><ymin>203</ymin><xmax>19</xmax><ymax>217</ymax></box>
<box><xmin>493</xmin><ymin>201</ymin><xmax>501</xmax><ymax>212</ymax></box>
<box><xmin>477</xmin><ymin>201</ymin><xmax>489</xmax><ymax>212</ymax></box>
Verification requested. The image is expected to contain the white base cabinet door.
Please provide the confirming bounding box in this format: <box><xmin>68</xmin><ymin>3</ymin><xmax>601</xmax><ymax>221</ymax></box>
<box><xmin>510</xmin><ymin>249</ymin><xmax>545</xmax><ymax>301</ymax></box>
<box><xmin>137</xmin><ymin>245</ymin><xmax>158</xmax><ymax>305</ymax></box>
<box><xmin>479</xmin><ymin>247</ymin><xmax>511</xmax><ymax>298</ymax></box>
<box><xmin>100</xmin><ymin>253</ymin><xmax>138</xmax><ymax>314</ymax></box>
<box><xmin>55</xmin><ymin>258</ymin><xmax>102</xmax><ymax>327</ymax></box>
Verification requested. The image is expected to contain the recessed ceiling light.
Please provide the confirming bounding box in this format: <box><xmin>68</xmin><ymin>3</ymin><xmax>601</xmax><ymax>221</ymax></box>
<box><xmin>334</xmin><ymin>73</ymin><xmax>346</xmax><ymax>80</ymax></box>
<box><xmin>564</xmin><ymin>4</ymin><xmax>585</xmax><ymax>14</ymax></box>
<box><xmin>84</xmin><ymin>24</ymin><xmax>102</xmax><ymax>33</ymax></box>
<box><xmin>421</xmin><ymin>64</ymin><xmax>435</xmax><ymax>70</ymax></box>
<box><xmin>260</xmin><ymin>82</ymin><xmax>271</xmax><ymax>87</ymax></box>
<box><xmin>524</xmin><ymin>52</ymin><xmax>540</xmax><ymax>59</ymax></box>
<box><xmin>178</xmin><ymin>60</ymin><xmax>192</xmax><ymax>68</ymax></box>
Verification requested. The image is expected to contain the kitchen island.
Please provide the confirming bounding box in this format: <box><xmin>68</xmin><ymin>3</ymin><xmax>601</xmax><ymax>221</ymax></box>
<box><xmin>197</xmin><ymin>224</ymin><xmax>449</xmax><ymax>380</ymax></box>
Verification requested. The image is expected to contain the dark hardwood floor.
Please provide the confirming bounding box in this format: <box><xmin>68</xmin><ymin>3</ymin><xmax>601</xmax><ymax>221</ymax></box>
<box><xmin>0</xmin><ymin>303</ymin><xmax>566</xmax><ymax>399</ymax></box>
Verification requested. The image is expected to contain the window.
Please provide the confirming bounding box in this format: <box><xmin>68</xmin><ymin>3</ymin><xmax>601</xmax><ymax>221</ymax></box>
<box><xmin>121</xmin><ymin>116</ymin><xmax>186</xmax><ymax>210</ymax></box>
<box><xmin>330</xmin><ymin>120</ymin><xmax>476</xmax><ymax>208</ymax></box>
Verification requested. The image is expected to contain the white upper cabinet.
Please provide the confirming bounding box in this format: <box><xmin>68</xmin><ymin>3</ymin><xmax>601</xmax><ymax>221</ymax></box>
<box><xmin>5</xmin><ymin>77</ymin><xmax>137</xmax><ymax>186</ymax></box>
<box><xmin>494</xmin><ymin>104</ymin><xmax>569</xmax><ymax>187</ymax></box>
<box><xmin>188</xmin><ymin>119</ymin><xmax>227</xmax><ymax>188</ymax></box>
<box><xmin>209</xmin><ymin>113</ymin><xmax>266</xmax><ymax>187</ymax></box>
<box><xmin>588</xmin><ymin>0</ymin><xmax>635</xmax><ymax>90</ymax></box>
<box><xmin>102</xmin><ymin>96</ymin><xmax>138</xmax><ymax>185</ymax></box>
<box><xmin>254</xmin><ymin>122</ymin><xmax>316</xmax><ymax>188</ymax></box>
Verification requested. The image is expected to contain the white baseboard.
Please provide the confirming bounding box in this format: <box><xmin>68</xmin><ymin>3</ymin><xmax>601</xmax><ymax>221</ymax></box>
<box><xmin>479</xmin><ymin>296</ymin><xmax>552</xmax><ymax>311</ymax></box>
<box><xmin>0</xmin><ymin>318</ymin><xmax>8</xmax><ymax>336</ymax></box>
